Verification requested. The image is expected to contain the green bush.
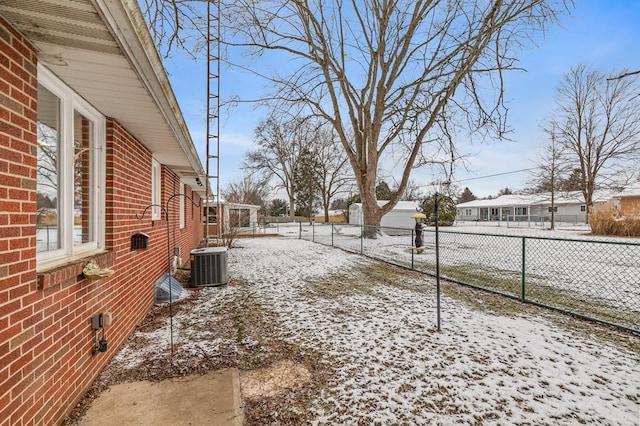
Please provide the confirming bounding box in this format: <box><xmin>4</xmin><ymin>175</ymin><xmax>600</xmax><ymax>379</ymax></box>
<box><xmin>421</xmin><ymin>194</ymin><xmax>456</xmax><ymax>226</ymax></box>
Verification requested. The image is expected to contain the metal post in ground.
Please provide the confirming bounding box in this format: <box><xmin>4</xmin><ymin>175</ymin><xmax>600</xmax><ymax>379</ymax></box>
<box><xmin>331</xmin><ymin>223</ymin><xmax>334</xmax><ymax>246</ymax></box>
<box><xmin>435</xmin><ymin>193</ymin><xmax>441</xmax><ymax>332</ymax></box>
<box><xmin>521</xmin><ymin>236</ymin><xmax>526</xmax><ymax>300</ymax></box>
<box><xmin>411</xmin><ymin>228</ymin><xmax>415</xmax><ymax>269</ymax></box>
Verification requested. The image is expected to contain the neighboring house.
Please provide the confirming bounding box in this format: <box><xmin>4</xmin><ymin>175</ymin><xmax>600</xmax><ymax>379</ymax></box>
<box><xmin>456</xmin><ymin>191</ymin><xmax>616</xmax><ymax>224</ymax></box>
<box><xmin>205</xmin><ymin>201</ymin><xmax>260</xmax><ymax>236</ymax></box>
<box><xmin>0</xmin><ymin>2</ymin><xmax>207</xmax><ymax>425</ymax></box>
<box><xmin>349</xmin><ymin>201</ymin><xmax>421</xmax><ymax>228</ymax></box>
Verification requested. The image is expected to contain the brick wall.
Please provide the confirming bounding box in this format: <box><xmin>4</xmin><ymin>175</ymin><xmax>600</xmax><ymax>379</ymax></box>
<box><xmin>0</xmin><ymin>16</ymin><xmax>204</xmax><ymax>426</ymax></box>
<box><xmin>0</xmin><ymin>15</ymin><xmax>40</xmax><ymax>425</ymax></box>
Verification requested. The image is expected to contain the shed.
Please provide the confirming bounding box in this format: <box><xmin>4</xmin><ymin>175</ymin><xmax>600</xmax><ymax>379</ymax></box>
<box><xmin>349</xmin><ymin>200</ymin><xmax>421</xmax><ymax>229</ymax></box>
<box><xmin>204</xmin><ymin>200</ymin><xmax>261</xmax><ymax>237</ymax></box>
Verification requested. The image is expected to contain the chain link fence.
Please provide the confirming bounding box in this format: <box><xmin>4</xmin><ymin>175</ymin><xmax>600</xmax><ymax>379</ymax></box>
<box><xmin>285</xmin><ymin>222</ymin><xmax>640</xmax><ymax>334</ymax></box>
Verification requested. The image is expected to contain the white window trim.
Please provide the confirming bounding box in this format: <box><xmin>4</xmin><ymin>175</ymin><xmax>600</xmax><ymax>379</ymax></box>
<box><xmin>151</xmin><ymin>159</ymin><xmax>162</xmax><ymax>220</ymax></box>
<box><xmin>179</xmin><ymin>181</ymin><xmax>185</xmax><ymax>229</ymax></box>
<box><xmin>37</xmin><ymin>65</ymin><xmax>105</xmax><ymax>270</ymax></box>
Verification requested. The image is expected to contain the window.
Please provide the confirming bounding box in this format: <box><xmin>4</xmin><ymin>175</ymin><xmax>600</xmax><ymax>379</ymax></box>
<box><xmin>580</xmin><ymin>205</ymin><xmax>586</xmax><ymax>212</ymax></box>
<box><xmin>204</xmin><ymin>206</ymin><xmax>217</xmax><ymax>224</ymax></box>
<box><xmin>547</xmin><ymin>206</ymin><xmax>558</xmax><ymax>213</ymax></box>
<box><xmin>515</xmin><ymin>207</ymin><xmax>527</xmax><ymax>215</ymax></box>
<box><xmin>465</xmin><ymin>209</ymin><xmax>472</xmax><ymax>216</ymax></box>
<box><xmin>36</xmin><ymin>66</ymin><xmax>105</xmax><ymax>268</ymax></box>
<box><xmin>151</xmin><ymin>159</ymin><xmax>161</xmax><ymax>220</ymax></box>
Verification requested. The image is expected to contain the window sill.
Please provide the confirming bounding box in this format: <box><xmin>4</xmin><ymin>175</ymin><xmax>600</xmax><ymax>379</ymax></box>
<box><xmin>37</xmin><ymin>251</ymin><xmax>116</xmax><ymax>290</ymax></box>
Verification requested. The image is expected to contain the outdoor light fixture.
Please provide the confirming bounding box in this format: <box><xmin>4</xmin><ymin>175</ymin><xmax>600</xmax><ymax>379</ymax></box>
<box><xmin>195</xmin><ymin>177</ymin><xmax>203</xmax><ymax>186</ymax></box>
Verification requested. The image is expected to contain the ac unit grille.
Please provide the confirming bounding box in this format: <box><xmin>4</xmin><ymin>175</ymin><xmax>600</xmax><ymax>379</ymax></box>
<box><xmin>191</xmin><ymin>247</ymin><xmax>228</xmax><ymax>287</ymax></box>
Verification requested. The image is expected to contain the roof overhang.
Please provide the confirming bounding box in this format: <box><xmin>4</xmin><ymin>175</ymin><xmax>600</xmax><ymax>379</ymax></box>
<box><xmin>0</xmin><ymin>0</ymin><xmax>206</xmax><ymax>197</ymax></box>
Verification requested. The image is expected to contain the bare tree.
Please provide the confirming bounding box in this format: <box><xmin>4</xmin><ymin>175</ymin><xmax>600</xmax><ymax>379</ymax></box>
<box><xmin>313</xmin><ymin>125</ymin><xmax>354</xmax><ymax>222</ymax></box>
<box><xmin>547</xmin><ymin>64</ymin><xmax>640</xmax><ymax>218</ymax></box>
<box><xmin>138</xmin><ymin>0</ymin><xmax>207</xmax><ymax>57</ymax></box>
<box><xmin>531</xmin><ymin>124</ymin><xmax>571</xmax><ymax>229</ymax></box>
<box><xmin>222</xmin><ymin>173</ymin><xmax>270</xmax><ymax>206</ymax></box>
<box><xmin>141</xmin><ymin>0</ymin><xmax>569</xmax><ymax>228</ymax></box>
<box><xmin>244</xmin><ymin>115</ymin><xmax>309</xmax><ymax>218</ymax></box>
<box><xmin>396</xmin><ymin>179</ymin><xmax>424</xmax><ymax>201</ymax></box>
<box><xmin>221</xmin><ymin>1</ymin><xmax>569</xmax><ymax>229</ymax></box>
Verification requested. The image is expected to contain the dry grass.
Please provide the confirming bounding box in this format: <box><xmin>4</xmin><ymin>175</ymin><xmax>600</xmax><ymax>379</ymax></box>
<box><xmin>589</xmin><ymin>202</ymin><xmax>640</xmax><ymax>237</ymax></box>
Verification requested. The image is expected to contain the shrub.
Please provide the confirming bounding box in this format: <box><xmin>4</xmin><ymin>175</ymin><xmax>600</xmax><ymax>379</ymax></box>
<box><xmin>589</xmin><ymin>202</ymin><xmax>640</xmax><ymax>237</ymax></box>
<box><xmin>421</xmin><ymin>194</ymin><xmax>456</xmax><ymax>226</ymax></box>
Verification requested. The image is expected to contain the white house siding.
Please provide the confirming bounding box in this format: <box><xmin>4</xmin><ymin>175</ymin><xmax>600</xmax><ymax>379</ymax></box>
<box><xmin>349</xmin><ymin>201</ymin><xmax>420</xmax><ymax>228</ymax></box>
<box><xmin>456</xmin><ymin>191</ymin><xmax>618</xmax><ymax>224</ymax></box>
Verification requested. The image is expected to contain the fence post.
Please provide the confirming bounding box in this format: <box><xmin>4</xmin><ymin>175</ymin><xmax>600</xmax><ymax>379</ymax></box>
<box><xmin>331</xmin><ymin>223</ymin><xmax>334</xmax><ymax>246</ymax></box>
<box><xmin>360</xmin><ymin>225</ymin><xmax>364</xmax><ymax>254</ymax></box>
<box><xmin>299</xmin><ymin>221</ymin><xmax>302</xmax><ymax>239</ymax></box>
<box><xmin>435</xmin><ymin>194</ymin><xmax>441</xmax><ymax>332</ymax></box>
<box><xmin>312</xmin><ymin>220</ymin><xmax>315</xmax><ymax>242</ymax></box>
<box><xmin>521</xmin><ymin>236</ymin><xmax>526</xmax><ymax>300</ymax></box>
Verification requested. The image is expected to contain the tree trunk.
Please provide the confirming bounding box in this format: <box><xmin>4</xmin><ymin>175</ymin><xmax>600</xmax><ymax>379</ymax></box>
<box><xmin>583</xmin><ymin>190</ymin><xmax>592</xmax><ymax>224</ymax></box>
<box><xmin>289</xmin><ymin>198</ymin><xmax>295</xmax><ymax>219</ymax></box>
<box><xmin>360</xmin><ymin>182</ymin><xmax>383</xmax><ymax>238</ymax></box>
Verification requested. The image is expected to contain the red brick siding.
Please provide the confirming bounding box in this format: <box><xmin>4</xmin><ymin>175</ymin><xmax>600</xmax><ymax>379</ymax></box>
<box><xmin>0</xmin><ymin>16</ymin><xmax>204</xmax><ymax>426</ymax></box>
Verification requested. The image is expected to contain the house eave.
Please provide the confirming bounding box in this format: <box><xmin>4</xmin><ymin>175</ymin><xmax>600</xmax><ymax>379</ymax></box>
<box><xmin>0</xmin><ymin>0</ymin><xmax>206</xmax><ymax>197</ymax></box>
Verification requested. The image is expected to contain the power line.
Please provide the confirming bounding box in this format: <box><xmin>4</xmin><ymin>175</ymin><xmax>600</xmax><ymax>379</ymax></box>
<box><xmin>452</xmin><ymin>167</ymin><xmax>537</xmax><ymax>184</ymax></box>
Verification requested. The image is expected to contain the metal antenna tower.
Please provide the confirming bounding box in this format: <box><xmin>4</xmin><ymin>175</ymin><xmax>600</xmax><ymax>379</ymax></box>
<box><xmin>205</xmin><ymin>0</ymin><xmax>221</xmax><ymax>244</ymax></box>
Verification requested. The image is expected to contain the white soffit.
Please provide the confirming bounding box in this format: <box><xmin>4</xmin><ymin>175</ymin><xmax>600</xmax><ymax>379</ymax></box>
<box><xmin>0</xmin><ymin>0</ymin><xmax>206</xmax><ymax>193</ymax></box>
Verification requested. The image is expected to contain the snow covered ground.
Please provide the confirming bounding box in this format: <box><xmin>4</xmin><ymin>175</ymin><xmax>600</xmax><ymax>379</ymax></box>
<box><xmin>273</xmin><ymin>222</ymin><xmax>640</xmax><ymax>332</ymax></box>
<box><xmin>224</xmin><ymin>237</ymin><xmax>640</xmax><ymax>425</ymax></box>
<box><xmin>108</xmin><ymin>236</ymin><xmax>640</xmax><ymax>424</ymax></box>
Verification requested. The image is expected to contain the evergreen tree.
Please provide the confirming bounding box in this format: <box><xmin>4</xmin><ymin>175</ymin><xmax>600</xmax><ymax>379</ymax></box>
<box><xmin>497</xmin><ymin>187</ymin><xmax>513</xmax><ymax>196</ymax></box>
<box><xmin>421</xmin><ymin>194</ymin><xmax>456</xmax><ymax>226</ymax></box>
<box><xmin>293</xmin><ymin>148</ymin><xmax>322</xmax><ymax>220</ymax></box>
<box><xmin>268</xmin><ymin>199</ymin><xmax>288</xmax><ymax>216</ymax></box>
<box><xmin>560</xmin><ymin>168</ymin><xmax>583</xmax><ymax>192</ymax></box>
<box><xmin>375</xmin><ymin>181</ymin><xmax>393</xmax><ymax>200</ymax></box>
<box><xmin>457</xmin><ymin>187</ymin><xmax>476</xmax><ymax>203</ymax></box>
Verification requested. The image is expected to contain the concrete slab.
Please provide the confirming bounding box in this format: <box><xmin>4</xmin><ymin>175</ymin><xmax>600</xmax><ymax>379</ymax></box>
<box><xmin>79</xmin><ymin>368</ymin><xmax>243</xmax><ymax>426</ymax></box>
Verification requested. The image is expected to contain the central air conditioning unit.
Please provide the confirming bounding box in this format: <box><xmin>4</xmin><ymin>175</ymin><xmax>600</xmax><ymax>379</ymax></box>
<box><xmin>190</xmin><ymin>247</ymin><xmax>228</xmax><ymax>287</ymax></box>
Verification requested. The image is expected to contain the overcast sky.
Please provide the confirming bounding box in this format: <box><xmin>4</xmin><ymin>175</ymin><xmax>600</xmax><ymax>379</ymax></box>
<box><xmin>162</xmin><ymin>1</ymin><xmax>640</xmax><ymax>199</ymax></box>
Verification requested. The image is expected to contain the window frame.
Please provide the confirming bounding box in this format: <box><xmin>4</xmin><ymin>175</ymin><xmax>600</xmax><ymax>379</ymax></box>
<box><xmin>151</xmin><ymin>159</ymin><xmax>162</xmax><ymax>220</ymax></box>
<box><xmin>179</xmin><ymin>181</ymin><xmax>185</xmax><ymax>229</ymax></box>
<box><xmin>205</xmin><ymin>206</ymin><xmax>218</xmax><ymax>224</ymax></box>
<box><xmin>515</xmin><ymin>207</ymin><xmax>527</xmax><ymax>216</ymax></box>
<box><xmin>37</xmin><ymin>65</ymin><xmax>105</xmax><ymax>270</ymax></box>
